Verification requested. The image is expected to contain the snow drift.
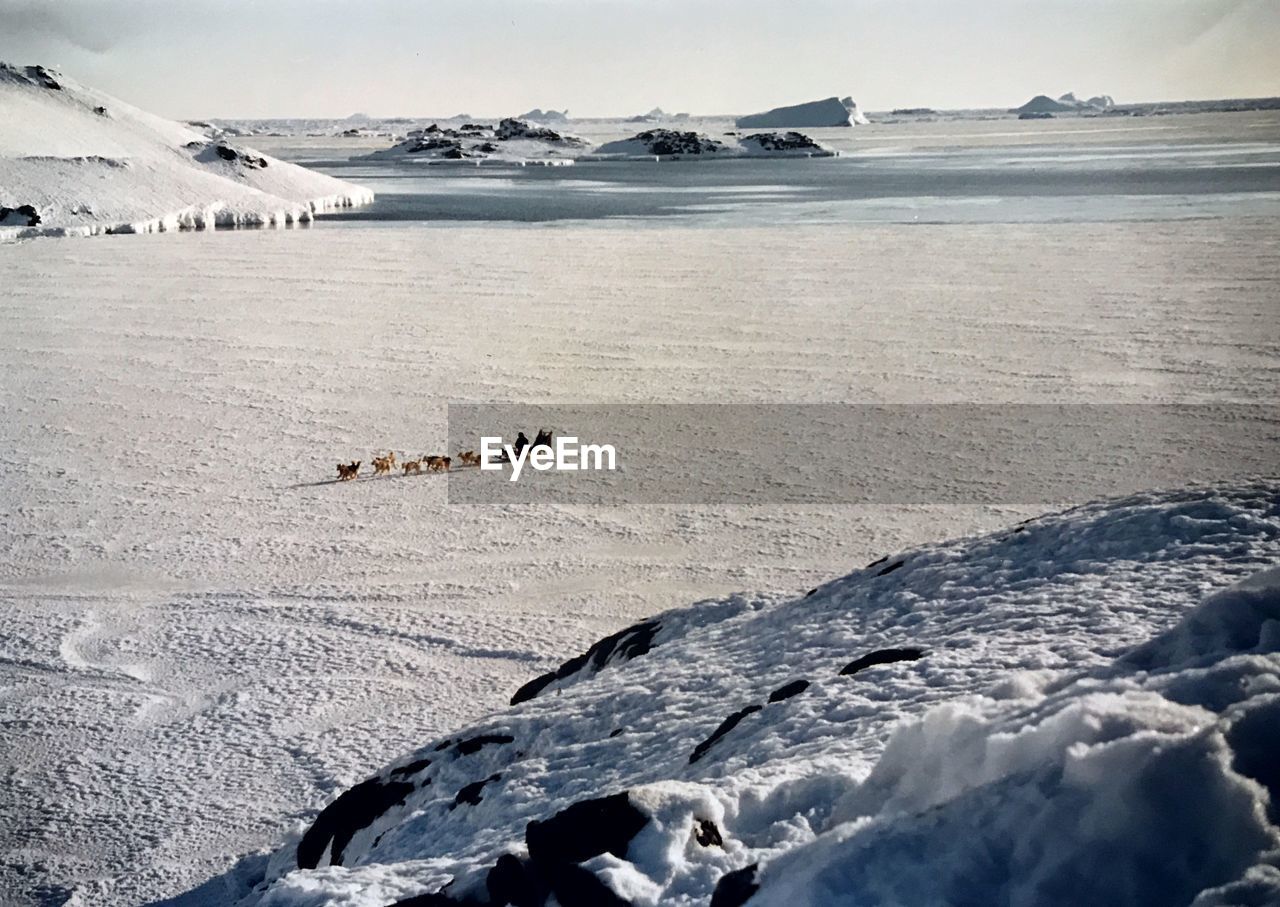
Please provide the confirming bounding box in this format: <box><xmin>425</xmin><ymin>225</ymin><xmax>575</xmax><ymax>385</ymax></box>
<box><xmin>0</xmin><ymin>63</ymin><xmax>372</xmax><ymax>240</ymax></box>
<box><xmin>204</xmin><ymin>483</ymin><xmax>1280</xmax><ymax>906</ymax></box>
<box><xmin>734</xmin><ymin>96</ymin><xmax>869</xmax><ymax>129</ymax></box>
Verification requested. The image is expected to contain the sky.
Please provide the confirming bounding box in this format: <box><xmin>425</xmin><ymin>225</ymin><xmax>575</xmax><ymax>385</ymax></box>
<box><xmin>1</xmin><ymin>0</ymin><xmax>1278</xmax><ymax>119</ymax></box>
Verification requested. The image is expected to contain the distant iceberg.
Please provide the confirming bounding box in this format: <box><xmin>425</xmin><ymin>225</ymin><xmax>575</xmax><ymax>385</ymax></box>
<box><xmin>735</xmin><ymin>96</ymin><xmax>869</xmax><ymax>129</ymax></box>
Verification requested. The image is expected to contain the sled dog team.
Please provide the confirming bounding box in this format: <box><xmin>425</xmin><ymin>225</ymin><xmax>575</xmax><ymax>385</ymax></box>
<box><xmin>335</xmin><ymin>430</ymin><xmax>548</xmax><ymax>482</ymax></box>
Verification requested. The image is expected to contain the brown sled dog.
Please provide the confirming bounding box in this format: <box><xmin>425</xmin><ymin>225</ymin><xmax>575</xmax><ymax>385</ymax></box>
<box><xmin>403</xmin><ymin>459</ymin><xmax>422</xmax><ymax>475</ymax></box>
<box><xmin>337</xmin><ymin>461</ymin><xmax>360</xmax><ymax>481</ymax></box>
<box><xmin>457</xmin><ymin>450</ymin><xmax>481</xmax><ymax>467</ymax></box>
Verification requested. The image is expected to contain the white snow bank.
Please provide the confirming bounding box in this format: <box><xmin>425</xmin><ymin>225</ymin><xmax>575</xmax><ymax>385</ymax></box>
<box><xmin>0</xmin><ymin>63</ymin><xmax>372</xmax><ymax>240</ymax></box>
<box><xmin>752</xmin><ymin>571</ymin><xmax>1280</xmax><ymax>906</ymax></box>
<box><xmin>204</xmin><ymin>484</ymin><xmax>1280</xmax><ymax>906</ymax></box>
<box><xmin>735</xmin><ymin>96</ymin><xmax>869</xmax><ymax>129</ymax></box>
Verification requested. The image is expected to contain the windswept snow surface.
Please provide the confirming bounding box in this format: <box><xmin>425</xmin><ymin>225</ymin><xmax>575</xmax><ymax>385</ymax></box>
<box><xmin>228</xmin><ymin>485</ymin><xmax>1280</xmax><ymax>907</ymax></box>
<box><xmin>0</xmin><ymin>64</ymin><xmax>372</xmax><ymax>239</ymax></box>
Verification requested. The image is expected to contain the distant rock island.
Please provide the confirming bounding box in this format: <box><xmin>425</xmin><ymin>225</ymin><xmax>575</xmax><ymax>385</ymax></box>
<box><xmin>1014</xmin><ymin>92</ymin><xmax>1116</xmax><ymax>115</ymax></box>
<box><xmin>589</xmin><ymin>128</ymin><xmax>837</xmax><ymax>160</ymax></box>
<box><xmin>363</xmin><ymin>118</ymin><xmax>586</xmax><ymax>165</ymax></box>
<box><xmin>516</xmin><ymin>108</ymin><xmax>569</xmax><ymax>124</ymax></box>
<box><xmin>735</xmin><ymin>96</ymin><xmax>869</xmax><ymax>128</ymax></box>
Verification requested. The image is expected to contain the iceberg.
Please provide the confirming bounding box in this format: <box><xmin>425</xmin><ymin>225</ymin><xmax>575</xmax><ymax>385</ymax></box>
<box><xmin>735</xmin><ymin>96</ymin><xmax>869</xmax><ymax>129</ymax></box>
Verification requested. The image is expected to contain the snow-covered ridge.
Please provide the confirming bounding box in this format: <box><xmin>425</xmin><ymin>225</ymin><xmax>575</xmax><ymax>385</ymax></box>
<box><xmin>217</xmin><ymin>483</ymin><xmax>1280</xmax><ymax>906</ymax></box>
<box><xmin>0</xmin><ymin>63</ymin><xmax>373</xmax><ymax>240</ymax></box>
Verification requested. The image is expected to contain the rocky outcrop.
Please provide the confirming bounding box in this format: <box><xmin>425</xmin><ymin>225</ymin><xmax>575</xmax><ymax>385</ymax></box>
<box><xmin>0</xmin><ymin>204</ymin><xmax>41</xmax><ymax>227</ymax></box>
<box><xmin>364</xmin><ymin>119</ymin><xmax>586</xmax><ymax>164</ymax></box>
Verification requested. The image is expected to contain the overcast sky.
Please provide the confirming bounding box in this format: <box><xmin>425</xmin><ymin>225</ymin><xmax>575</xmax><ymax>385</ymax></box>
<box><xmin>1</xmin><ymin>0</ymin><xmax>1277</xmax><ymax>118</ymax></box>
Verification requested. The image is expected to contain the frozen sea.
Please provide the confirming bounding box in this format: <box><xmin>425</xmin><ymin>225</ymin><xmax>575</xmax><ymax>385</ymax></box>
<box><xmin>0</xmin><ymin>111</ymin><xmax>1277</xmax><ymax>906</ymax></box>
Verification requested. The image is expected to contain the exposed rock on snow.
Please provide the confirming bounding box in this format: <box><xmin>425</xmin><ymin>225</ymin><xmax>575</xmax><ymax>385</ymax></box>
<box><xmin>362</xmin><ymin>118</ymin><xmax>586</xmax><ymax>166</ymax></box>
<box><xmin>511</xmin><ymin>618</ymin><xmax>663</xmax><ymax>705</ymax></box>
<box><xmin>588</xmin><ymin>130</ymin><xmax>837</xmax><ymax>161</ymax></box>
<box><xmin>223</xmin><ymin>483</ymin><xmax>1280</xmax><ymax>907</ymax></box>
<box><xmin>592</xmin><ymin>129</ymin><xmax>732</xmax><ymax>158</ymax></box>
<box><xmin>0</xmin><ymin>203</ymin><xmax>41</xmax><ymax>226</ymax></box>
<box><xmin>0</xmin><ymin>62</ymin><xmax>372</xmax><ymax>240</ymax></box>
<box><xmin>735</xmin><ymin>96</ymin><xmax>869</xmax><ymax>129</ymax></box>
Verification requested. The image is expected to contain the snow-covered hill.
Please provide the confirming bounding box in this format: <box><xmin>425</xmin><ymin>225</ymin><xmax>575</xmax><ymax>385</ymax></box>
<box><xmin>214</xmin><ymin>483</ymin><xmax>1280</xmax><ymax>907</ymax></box>
<box><xmin>0</xmin><ymin>64</ymin><xmax>372</xmax><ymax>240</ymax></box>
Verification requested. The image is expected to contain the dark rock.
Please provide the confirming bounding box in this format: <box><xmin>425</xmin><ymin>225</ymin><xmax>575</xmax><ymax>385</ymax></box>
<box><xmin>511</xmin><ymin>619</ymin><xmax>661</xmax><ymax>705</ymax></box>
<box><xmin>212</xmin><ymin>144</ymin><xmax>268</xmax><ymax>168</ymax></box>
<box><xmin>710</xmin><ymin>864</ymin><xmax>759</xmax><ymax>907</ymax></box>
<box><xmin>839</xmin><ymin>647</ymin><xmax>926</xmax><ymax>677</ymax></box>
<box><xmin>525</xmin><ymin>792</ymin><xmax>648</xmax><ymax>865</ymax></box>
<box><xmin>0</xmin><ymin>204</ymin><xmax>41</xmax><ymax>227</ymax></box>
<box><xmin>541</xmin><ymin>862</ymin><xmax>630</xmax><ymax>907</ymax></box>
<box><xmin>94</xmin><ymin>105</ymin><xmax>108</xmax><ymax>116</ymax></box>
<box><xmin>865</xmin><ymin>554</ymin><xmax>890</xmax><ymax>568</ymax></box>
<box><xmin>876</xmin><ymin>560</ymin><xmax>905</xmax><ymax>576</ymax></box>
<box><xmin>390</xmin><ymin>757</ymin><xmax>432</xmax><ymax>778</ymax></box>
<box><xmin>454</xmin><ymin>733</ymin><xmax>514</xmax><ymax>756</ymax></box>
<box><xmin>452</xmin><ymin>773</ymin><xmax>501</xmax><ymax>809</ymax></box>
<box><xmin>495</xmin><ymin>118</ymin><xmax>578</xmax><ymax>143</ymax></box>
<box><xmin>803</xmin><ymin>587</ymin><xmax>817</xmax><ymax>598</ymax></box>
<box><xmin>741</xmin><ymin>131</ymin><xmax>822</xmax><ymax>152</ymax></box>
<box><xmin>26</xmin><ymin>65</ymin><xmax>62</xmax><ymax>90</ymax></box>
<box><xmin>689</xmin><ymin>705</ymin><xmax>763</xmax><ymax>764</ymax></box>
<box><xmin>694</xmin><ymin>818</ymin><xmax>724</xmax><ymax>847</ymax></box>
<box><xmin>767</xmin><ymin>679</ymin><xmax>809</xmax><ymax>703</ymax></box>
<box><xmin>1019</xmin><ymin>111</ymin><xmax>1055</xmax><ymax>120</ymax></box>
<box><xmin>633</xmin><ymin>129</ymin><xmax>726</xmax><ymax>156</ymax></box>
<box><xmin>387</xmin><ymin>890</ymin><xmax>468</xmax><ymax>906</ymax></box>
<box><xmin>297</xmin><ymin>778</ymin><xmax>415</xmax><ymax>869</ymax></box>
<box><xmin>486</xmin><ymin>853</ymin><xmax>549</xmax><ymax>907</ymax></box>
<box><xmin>608</xmin><ymin>728</ymin><xmax>624</xmax><ymax>738</ymax></box>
